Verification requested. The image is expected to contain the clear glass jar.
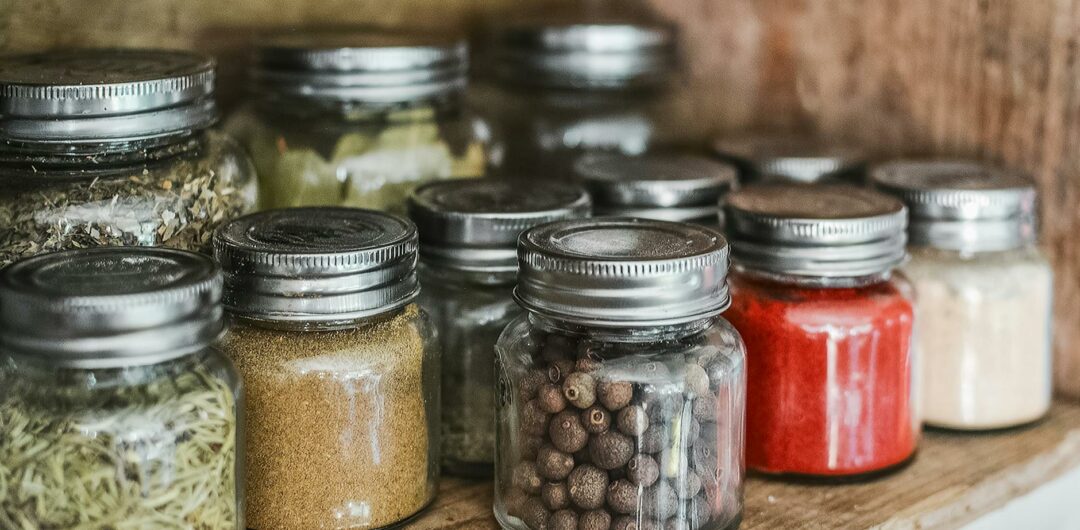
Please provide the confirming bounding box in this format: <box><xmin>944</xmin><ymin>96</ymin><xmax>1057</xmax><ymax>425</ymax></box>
<box><xmin>0</xmin><ymin>49</ymin><xmax>257</xmax><ymax>265</ymax></box>
<box><xmin>226</xmin><ymin>31</ymin><xmax>487</xmax><ymax>214</ymax></box>
<box><xmin>722</xmin><ymin>184</ymin><xmax>919</xmax><ymax>478</ymax></box>
<box><xmin>0</xmin><ymin>247</ymin><xmax>242</xmax><ymax>529</ymax></box>
<box><xmin>477</xmin><ymin>21</ymin><xmax>682</xmax><ymax>181</ymax></box>
<box><xmin>409</xmin><ymin>179</ymin><xmax>591</xmax><ymax>477</ymax></box>
<box><xmin>873</xmin><ymin>160</ymin><xmax>1054</xmax><ymax>429</ymax></box>
<box><xmin>494</xmin><ymin>219</ymin><xmax>746</xmax><ymax>530</ymax></box>
<box><xmin>214</xmin><ymin>207</ymin><xmax>439</xmax><ymax>529</ymax></box>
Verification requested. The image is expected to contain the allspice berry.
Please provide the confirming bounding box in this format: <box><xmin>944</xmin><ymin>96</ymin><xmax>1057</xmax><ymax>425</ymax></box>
<box><xmin>513</xmin><ymin>461</ymin><xmax>543</xmax><ymax>494</ymax></box>
<box><xmin>597</xmin><ymin>380</ymin><xmax>633</xmax><ymax>411</ymax></box>
<box><xmin>567</xmin><ymin>464</ymin><xmax>608</xmax><ymax>510</ymax></box>
<box><xmin>549</xmin><ymin>410</ymin><xmax>589</xmax><ymax>453</ymax></box>
<box><xmin>537</xmin><ymin>445</ymin><xmax>575</xmax><ymax>481</ymax></box>
<box><xmin>617</xmin><ymin>405</ymin><xmax>649</xmax><ymax>436</ymax></box>
<box><xmin>522</xmin><ymin>434</ymin><xmax>544</xmax><ymax>460</ymax></box>
<box><xmin>643</xmin><ymin>482</ymin><xmax>679</xmax><ymax>519</ymax></box>
<box><xmin>548</xmin><ymin>359</ymin><xmax>575</xmax><ymax>384</ymax></box>
<box><xmin>692</xmin><ymin>396</ymin><xmax>716</xmax><ymax>422</ymax></box>
<box><xmin>639</xmin><ymin>423</ymin><xmax>667</xmax><ymax>454</ymax></box>
<box><xmin>627</xmin><ymin>454</ymin><xmax>660</xmax><ymax>487</ymax></box>
<box><xmin>612</xmin><ymin>517</ymin><xmax>657</xmax><ymax>530</ymax></box>
<box><xmin>685</xmin><ymin>364</ymin><xmax>710</xmax><ymax>397</ymax></box>
<box><xmin>575</xmin><ymin>356</ymin><xmax>602</xmax><ymax>373</ymax></box>
<box><xmin>551</xmin><ymin>509</ymin><xmax>577</xmax><ymax>530</ymax></box>
<box><xmin>505</xmin><ymin>487</ymin><xmax>529</xmax><ymax>518</ymax></box>
<box><xmin>691</xmin><ymin>443</ymin><xmax>719</xmax><ymax>478</ymax></box>
<box><xmin>538</xmin><ymin>383</ymin><xmax>568</xmax><ymax>414</ymax></box>
<box><xmin>674</xmin><ymin>470</ymin><xmax>702</xmax><ymax>499</ymax></box>
<box><xmin>541</xmin><ymin>482</ymin><xmax>570</xmax><ymax>510</ymax></box>
<box><xmin>588</xmin><ymin>430</ymin><xmax>634</xmax><ymax>470</ymax></box>
<box><xmin>579</xmin><ymin>510</ymin><xmax>613</xmax><ymax>530</ymax></box>
<box><xmin>522</xmin><ymin>399</ymin><xmax>552</xmax><ymax>437</ymax></box>
<box><xmin>606</xmin><ymin>479</ymin><xmax>642</xmax><ymax>514</ymax></box>
<box><xmin>664</xmin><ymin>517</ymin><xmax>691</xmax><ymax>530</ymax></box>
<box><xmin>691</xmin><ymin>493</ymin><xmax>712</xmax><ymax>523</ymax></box>
<box><xmin>521</xmin><ymin>496</ymin><xmax>551</xmax><ymax>530</ymax></box>
<box><xmin>581</xmin><ymin>405</ymin><xmax>611</xmax><ymax>434</ymax></box>
<box><xmin>562</xmin><ymin>372</ymin><xmax>597</xmax><ymax>409</ymax></box>
<box><xmin>520</xmin><ymin>369</ymin><xmax>549</xmax><ymax>401</ymax></box>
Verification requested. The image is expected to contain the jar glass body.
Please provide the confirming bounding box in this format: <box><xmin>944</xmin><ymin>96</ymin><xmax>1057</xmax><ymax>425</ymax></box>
<box><xmin>0</xmin><ymin>349</ymin><xmax>243</xmax><ymax>528</ymax></box>
<box><xmin>0</xmin><ymin>130</ymin><xmax>258</xmax><ymax>265</ymax></box>
<box><xmin>903</xmin><ymin>244</ymin><xmax>1053</xmax><ymax>429</ymax></box>
<box><xmin>725</xmin><ymin>270</ymin><xmax>919</xmax><ymax>478</ymax></box>
<box><xmin>494</xmin><ymin>314</ymin><xmax>746</xmax><ymax>530</ymax></box>
<box><xmin>419</xmin><ymin>264</ymin><xmax>521</xmax><ymax>477</ymax></box>
<box><xmin>226</xmin><ymin>95</ymin><xmax>488</xmax><ymax>214</ymax></box>
<box><xmin>216</xmin><ymin>304</ymin><xmax>440</xmax><ymax>529</ymax></box>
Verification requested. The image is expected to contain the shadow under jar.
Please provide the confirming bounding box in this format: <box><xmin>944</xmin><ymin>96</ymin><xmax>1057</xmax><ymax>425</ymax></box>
<box><xmin>872</xmin><ymin>160</ymin><xmax>1054</xmax><ymax>429</ymax></box>
<box><xmin>214</xmin><ymin>208</ymin><xmax>439</xmax><ymax>529</ymax></box>
<box><xmin>0</xmin><ymin>49</ymin><xmax>257</xmax><ymax>266</ymax></box>
<box><xmin>408</xmin><ymin>178</ymin><xmax>591</xmax><ymax>477</ymax></box>
<box><xmin>495</xmin><ymin>218</ymin><xmax>746</xmax><ymax>530</ymax></box>
<box><xmin>0</xmin><ymin>247</ymin><xmax>242</xmax><ymax>529</ymax></box>
<box><xmin>722</xmin><ymin>184</ymin><xmax>919</xmax><ymax>479</ymax></box>
<box><xmin>226</xmin><ymin>29</ymin><xmax>488</xmax><ymax>214</ymax></box>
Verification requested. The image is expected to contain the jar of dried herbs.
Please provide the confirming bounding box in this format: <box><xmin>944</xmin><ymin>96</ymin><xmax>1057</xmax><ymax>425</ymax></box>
<box><xmin>0</xmin><ymin>247</ymin><xmax>241</xmax><ymax>529</ymax></box>
<box><xmin>226</xmin><ymin>30</ymin><xmax>488</xmax><ymax>214</ymax></box>
<box><xmin>408</xmin><ymin>179</ymin><xmax>590</xmax><ymax>477</ymax></box>
<box><xmin>214</xmin><ymin>207</ymin><xmax>439</xmax><ymax>529</ymax></box>
<box><xmin>0</xmin><ymin>49</ymin><xmax>258</xmax><ymax>266</ymax></box>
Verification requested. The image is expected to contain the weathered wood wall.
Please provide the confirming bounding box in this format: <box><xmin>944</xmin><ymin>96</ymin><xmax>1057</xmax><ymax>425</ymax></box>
<box><xmin>2</xmin><ymin>0</ymin><xmax>1079</xmax><ymax>394</ymax></box>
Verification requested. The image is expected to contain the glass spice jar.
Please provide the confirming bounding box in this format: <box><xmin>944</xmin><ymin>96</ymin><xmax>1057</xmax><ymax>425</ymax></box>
<box><xmin>214</xmin><ymin>207</ymin><xmax>439</xmax><ymax>529</ymax></box>
<box><xmin>0</xmin><ymin>247</ymin><xmax>242</xmax><ymax>529</ymax></box>
<box><xmin>872</xmin><ymin>160</ymin><xmax>1053</xmax><ymax>429</ymax></box>
<box><xmin>409</xmin><ymin>178</ymin><xmax>591</xmax><ymax>478</ymax></box>
<box><xmin>226</xmin><ymin>30</ymin><xmax>488</xmax><ymax>214</ymax></box>
<box><xmin>712</xmin><ymin>133</ymin><xmax>866</xmax><ymax>184</ymax></box>
<box><xmin>0</xmin><ymin>49</ymin><xmax>258</xmax><ymax>266</ymax></box>
<box><xmin>495</xmin><ymin>218</ymin><xmax>746</xmax><ymax>530</ymax></box>
<box><xmin>722</xmin><ymin>184</ymin><xmax>918</xmax><ymax>478</ymax></box>
<box><xmin>574</xmin><ymin>152</ymin><xmax>737</xmax><ymax>227</ymax></box>
<box><xmin>475</xmin><ymin>20</ymin><xmax>682</xmax><ymax>181</ymax></box>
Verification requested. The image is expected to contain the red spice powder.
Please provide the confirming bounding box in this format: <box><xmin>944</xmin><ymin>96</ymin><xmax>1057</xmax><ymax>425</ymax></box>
<box><xmin>725</xmin><ymin>272</ymin><xmax>918</xmax><ymax>477</ymax></box>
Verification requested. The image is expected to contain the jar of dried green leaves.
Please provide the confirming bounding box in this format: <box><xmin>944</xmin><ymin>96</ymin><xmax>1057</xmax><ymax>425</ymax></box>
<box><xmin>214</xmin><ymin>207</ymin><xmax>439</xmax><ymax>529</ymax></box>
<box><xmin>0</xmin><ymin>247</ymin><xmax>242</xmax><ymax>529</ymax></box>
<box><xmin>0</xmin><ymin>49</ymin><xmax>257</xmax><ymax>266</ymax></box>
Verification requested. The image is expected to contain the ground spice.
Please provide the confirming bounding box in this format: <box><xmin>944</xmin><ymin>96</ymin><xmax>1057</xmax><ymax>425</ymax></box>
<box><xmin>725</xmin><ymin>273</ymin><xmax>917</xmax><ymax>477</ymax></box>
<box><xmin>218</xmin><ymin>304</ymin><xmax>434</xmax><ymax>529</ymax></box>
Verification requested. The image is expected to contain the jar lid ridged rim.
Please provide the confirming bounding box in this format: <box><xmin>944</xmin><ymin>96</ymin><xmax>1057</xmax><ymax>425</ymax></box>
<box><xmin>712</xmin><ymin>134</ymin><xmax>866</xmax><ymax>183</ymax></box>
<box><xmin>575</xmin><ymin>153</ymin><xmax>738</xmax><ymax>208</ymax></box>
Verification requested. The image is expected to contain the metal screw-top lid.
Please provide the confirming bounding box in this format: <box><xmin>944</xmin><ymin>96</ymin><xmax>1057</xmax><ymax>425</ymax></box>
<box><xmin>712</xmin><ymin>134</ymin><xmax>866</xmax><ymax>183</ymax></box>
<box><xmin>574</xmin><ymin>153</ymin><xmax>737</xmax><ymax>223</ymax></box>
<box><xmin>0</xmin><ymin>247</ymin><xmax>222</xmax><ymax>368</ymax></box>
<box><xmin>515</xmin><ymin>218</ymin><xmax>730</xmax><ymax>327</ymax></box>
<box><xmin>0</xmin><ymin>49</ymin><xmax>217</xmax><ymax>143</ymax></box>
<box><xmin>214</xmin><ymin>208</ymin><xmax>419</xmax><ymax>324</ymax></box>
<box><xmin>870</xmin><ymin>159</ymin><xmax>1038</xmax><ymax>251</ymax></box>
<box><xmin>491</xmin><ymin>21</ymin><xmax>677</xmax><ymax>89</ymax></box>
<box><xmin>724</xmin><ymin>184</ymin><xmax>908</xmax><ymax>277</ymax></box>
<box><xmin>252</xmin><ymin>29</ymin><xmax>468</xmax><ymax>102</ymax></box>
<box><xmin>408</xmin><ymin>179</ymin><xmax>591</xmax><ymax>273</ymax></box>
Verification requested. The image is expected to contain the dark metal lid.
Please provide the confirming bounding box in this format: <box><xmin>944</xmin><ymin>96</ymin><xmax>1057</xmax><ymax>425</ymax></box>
<box><xmin>408</xmin><ymin>179</ymin><xmax>591</xmax><ymax>272</ymax></box>
<box><xmin>0</xmin><ymin>49</ymin><xmax>217</xmax><ymax>143</ymax></box>
<box><xmin>515</xmin><ymin>218</ymin><xmax>730</xmax><ymax>327</ymax></box>
<box><xmin>0</xmin><ymin>247</ymin><xmax>223</xmax><ymax>368</ymax></box>
<box><xmin>724</xmin><ymin>184</ymin><xmax>908</xmax><ymax>277</ymax></box>
<box><xmin>712</xmin><ymin>134</ymin><xmax>866</xmax><ymax>183</ymax></box>
<box><xmin>214</xmin><ymin>207</ymin><xmax>419</xmax><ymax>323</ymax></box>
<box><xmin>491</xmin><ymin>21</ymin><xmax>677</xmax><ymax>89</ymax></box>
<box><xmin>252</xmin><ymin>29</ymin><xmax>468</xmax><ymax>102</ymax></box>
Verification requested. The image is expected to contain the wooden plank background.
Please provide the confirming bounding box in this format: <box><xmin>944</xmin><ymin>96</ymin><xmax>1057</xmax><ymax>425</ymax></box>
<box><xmin>2</xmin><ymin>0</ymin><xmax>1079</xmax><ymax>394</ymax></box>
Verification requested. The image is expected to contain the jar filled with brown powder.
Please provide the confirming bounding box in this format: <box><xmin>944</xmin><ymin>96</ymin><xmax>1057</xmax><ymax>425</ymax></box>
<box><xmin>214</xmin><ymin>207</ymin><xmax>439</xmax><ymax>529</ymax></box>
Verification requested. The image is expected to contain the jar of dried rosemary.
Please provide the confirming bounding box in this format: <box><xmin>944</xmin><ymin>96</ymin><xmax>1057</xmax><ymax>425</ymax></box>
<box><xmin>0</xmin><ymin>49</ymin><xmax>258</xmax><ymax>266</ymax></box>
<box><xmin>214</xmin><ymin>207</ymin><xmax>439</xmax><ymax>529</ymax></box>
<box><xmin>408</xmin><ymin>179</ymin><xmax>590</xmax><ymax>477</ymax></box>
<box><xmin>0</xmin><ymin>247</ymin><xmax>241</xmax><ymax>529</ymax></box>
<box><xmin>226</xmin><ymin>29</ymin><xmax>488</xmax><ymax>214</ymax></box>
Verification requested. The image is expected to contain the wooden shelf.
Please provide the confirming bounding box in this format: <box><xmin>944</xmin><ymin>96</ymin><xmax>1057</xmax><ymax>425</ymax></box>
<box><xmin>411</xmin><ymin>399</ymin><xmax>1080</xmax><ymax>529</ymax></box>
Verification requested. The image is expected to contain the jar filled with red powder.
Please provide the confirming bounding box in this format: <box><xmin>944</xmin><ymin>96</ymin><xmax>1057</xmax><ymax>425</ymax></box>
<box><xmin>722</xmin><ymin>184</ymin><xmax>918</xmax><ymax>478</ymax></box>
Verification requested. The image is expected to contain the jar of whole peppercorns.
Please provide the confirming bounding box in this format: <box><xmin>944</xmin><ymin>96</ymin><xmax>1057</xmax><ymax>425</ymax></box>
<box><xmin>495</xmin><ymin>218</ymin><xmax>746</xmax><ymax>530</ymax></box>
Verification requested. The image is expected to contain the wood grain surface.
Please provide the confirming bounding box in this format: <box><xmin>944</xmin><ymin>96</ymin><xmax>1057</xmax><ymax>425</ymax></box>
<box><xmin>412</xmin><ymin>400</ymin><xmax>1080</xmax><ymax>529</ymax></box>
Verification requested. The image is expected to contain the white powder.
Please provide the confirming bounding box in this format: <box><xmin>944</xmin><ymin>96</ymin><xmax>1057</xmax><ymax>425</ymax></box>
<box><xmin>903</xmin><ymin>246</ymin><xmax>1053</xmax><ymax>430</ymax></box>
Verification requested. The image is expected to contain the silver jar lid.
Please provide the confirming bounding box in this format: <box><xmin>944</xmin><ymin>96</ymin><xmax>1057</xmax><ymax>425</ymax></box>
<box><xmin>0</xmin><ymin>49</ymin><xmax>217</xmax><ymax>143</ymax></box>
<box><xmin>252</xmin><ymin>30</ymin><xmax>467</xmax><ymax>102</ymax></box>
<box><xmin>491</xmin><ymin>21</ymin><xmax>677</xmax><ymax>89</ymax></box>
<box><xmin>408</xmin><ymin>179</ymin><xmax>591</xmax><ymax>272</ymax></box>
<box><xmin>574</xmin><ymin>153</ymin><xmax>737</xmax><ymax>223</ymax></box>
<box><xmin>0</xmin><ymin>247</ymin><xmax>223</xmax><ymax>369</ymax></box>
<box><xmin>724</xmin><ymin>184</ymin><xmax>908</xmax><ymax>277</ymax></box>
<box><xmin>515</xmin><ymin>218</ymin><xmax>730</xmax><ymax>327</ymax></box>
<box><xmin>214</xmin><ymin>207</ymin><xmax>419</xmax><ymax>323</ymax></box>
<box><xmin>870</xmin><ymin>159</ymin><xmax>1038</xmax><ymax>251</ymax></box>
<box><xmin>712</xmin><ymin>134</ymin><xmax>866</xmax><ymax>183</ymax></box>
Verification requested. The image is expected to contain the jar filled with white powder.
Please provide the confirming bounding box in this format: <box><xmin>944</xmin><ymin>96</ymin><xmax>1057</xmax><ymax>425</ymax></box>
<box><xmin>872</xmin><ymin>160</ymin><xmax>1053</xmax><ymax>430</ymax></box>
